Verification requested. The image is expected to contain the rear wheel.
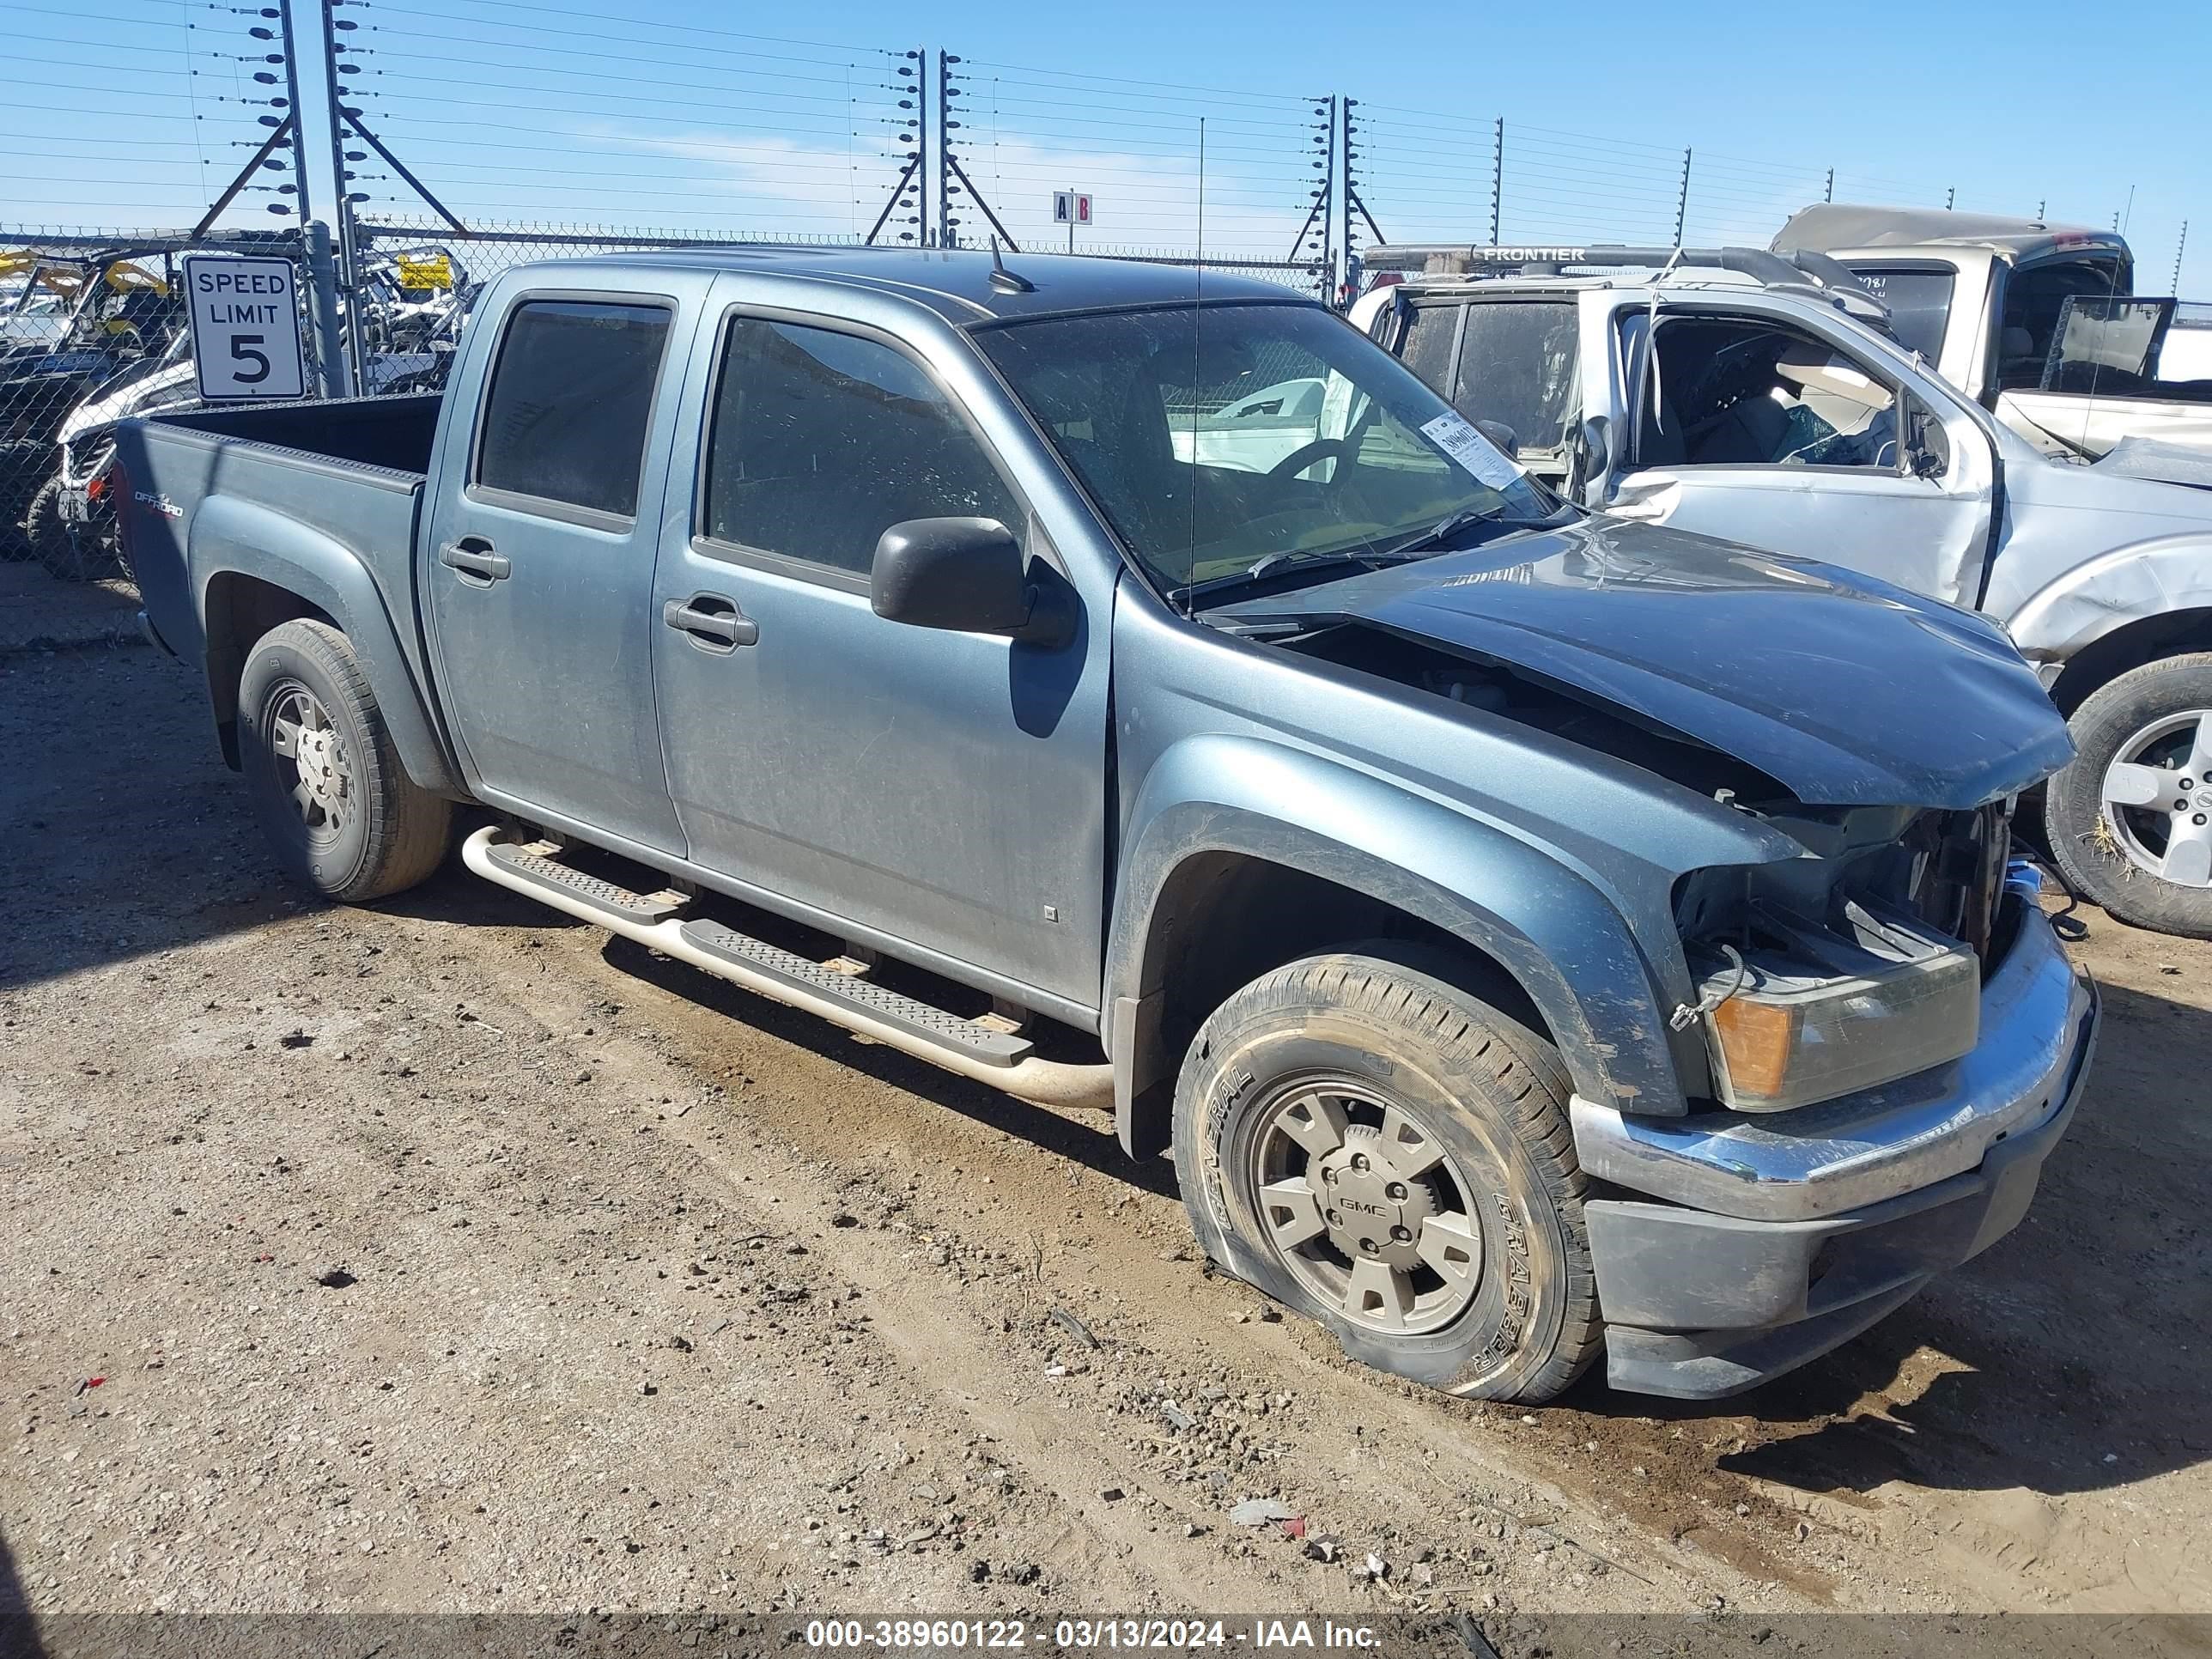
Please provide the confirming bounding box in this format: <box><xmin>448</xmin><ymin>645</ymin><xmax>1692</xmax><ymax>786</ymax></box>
<box><xmin>1173</xmin><ymin>946</ymin><xmax>1601</xmax><ymax>1404</ymax></box>
<box><xmin>2046</xmin><ymin>653</ymin><xmax>2212</xmax><ymax>939</ymax></box>
<box><xmin>238</xmin><ymin>619</ymin><xmax>452</xmax><ymax>902</ymax></box>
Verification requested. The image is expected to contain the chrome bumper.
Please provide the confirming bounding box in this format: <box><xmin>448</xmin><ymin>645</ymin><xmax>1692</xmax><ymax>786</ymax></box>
<box><xmin>1568</xmin><ymin>888</ymin><xmax>2098</xmax><ymax>1399</ymax></box>
<box><xmin>1571</xmin><ymin>892</ymin><xmax>2096</xmax><ymax>1224</ymax></box>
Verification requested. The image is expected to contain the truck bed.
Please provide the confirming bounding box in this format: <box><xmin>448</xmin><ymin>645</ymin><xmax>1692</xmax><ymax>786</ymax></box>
<box><xmin>150</xmin><ymin>392</ymin><xmax>441</xmax><ymax>477</ymax></box>
<box><xmin>114</xmin><ymin>394</ymin><xmax>446</xmax><ymax>742</ymax></box>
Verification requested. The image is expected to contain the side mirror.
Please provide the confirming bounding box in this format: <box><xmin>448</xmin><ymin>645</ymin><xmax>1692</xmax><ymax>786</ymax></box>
<box><xmin>1568</xmin><ymin>414</ymin><xmax>1614</xmax><ymax>498</ymax></box>
<box><xmin>1474</xmin><ymin>418</ymin><xmax>1520</xmax><ymax>459</ymax></box>
<box><xmin>871</xmin><ymin>517</ymin><xmax>1070</xmax><ymax>645</ymax></box>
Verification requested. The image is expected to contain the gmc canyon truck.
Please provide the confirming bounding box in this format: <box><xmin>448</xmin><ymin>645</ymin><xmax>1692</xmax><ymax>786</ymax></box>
<box><xmin>1354</xmin><ymin>244</ymin><xmax>2212</xmax><ymax>939</ymax></box>
<box><xmin>114</xmin><ymin>248</ymin><xmax>2097</xmax><ymax>1402</ymax></box>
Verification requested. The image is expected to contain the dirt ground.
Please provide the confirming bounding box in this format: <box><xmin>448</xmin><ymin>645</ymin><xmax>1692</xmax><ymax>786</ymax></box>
<box><xmin>3</xmin><ymin>563</ymin><xmax>2208</xmax><ymax>1632</ymax></box>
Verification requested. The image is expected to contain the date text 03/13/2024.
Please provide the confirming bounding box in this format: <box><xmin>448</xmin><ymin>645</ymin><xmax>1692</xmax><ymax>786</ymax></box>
<box><xmin>803</xmin><ymin>1618</ymin><xmax>1383</xmax><ymax>1650</ymax></box>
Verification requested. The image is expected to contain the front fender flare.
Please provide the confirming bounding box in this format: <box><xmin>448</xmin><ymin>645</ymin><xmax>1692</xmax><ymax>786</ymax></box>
<box><xmin>2005</xmin><ymin>534</ymin><xmax>2212</xmax><ymax>665</ymax></box>
<box><xmin>1106</xmin><ymin>734</ymin><xmax>1684</xmax><ymax>1152</ymax></box>
<box><xmin>194</xmin><ymin>493</ymin><xmax>462</xmax><ymax>796</ymax></box>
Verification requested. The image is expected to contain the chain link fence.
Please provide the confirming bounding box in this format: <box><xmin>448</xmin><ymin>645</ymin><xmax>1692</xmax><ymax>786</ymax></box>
<box><xmin>3</xmin><ymin>3</ymin><xmax>2182</xmax><ymax>578</ymax></box>
<box><xmin>0</xmin><ymin>228</ymin><xmax>316</xmax><ymax>575</ymax></box>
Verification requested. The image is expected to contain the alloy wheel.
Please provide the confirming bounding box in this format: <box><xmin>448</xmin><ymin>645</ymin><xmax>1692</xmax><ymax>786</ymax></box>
<box><xmin>1240</xmin><ymin>1079</ymin><xmax>1485</xmax><ymax>1335</ymax></box>
<box><xmin>2102</xmin><ymin>708</ymin><xmax>2212</xmax><ymax>889</ymax></box>
<box><xmin>266</xmin><ymin>681</ymin><xmax>353</xmax><ymax>843</ymax></box>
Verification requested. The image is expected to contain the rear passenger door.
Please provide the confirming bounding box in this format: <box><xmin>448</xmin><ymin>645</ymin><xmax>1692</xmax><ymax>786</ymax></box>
<box><xmin>647</xmin><ymin>296</ymin><xmax>1109</xmax><ymax>1013</ymax></box>
<box><xmin>424</xmin><ymin>284</ymin><xmax>703</xmax><ymax>854</ymax></box>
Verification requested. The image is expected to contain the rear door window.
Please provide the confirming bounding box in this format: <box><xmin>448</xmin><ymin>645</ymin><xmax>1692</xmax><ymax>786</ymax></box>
<box><xmin>1398</xmin><ymin>302</ymin><xmax>1461</xmax><ymax>397</ymax></box>
<box><xmin>1447</xmin><ymin>301</ymin><xmax>1582</xmax><ymax>457</ymax></box>
<box><xmin>475</xmin><ymin>299</ymin><xmax>672</xmax><ymax>519</ymax></box>
<box><xmin>1393</xmin><ymin>300</ymin><xmax>1582</xmax><ymax>460</ymax></box>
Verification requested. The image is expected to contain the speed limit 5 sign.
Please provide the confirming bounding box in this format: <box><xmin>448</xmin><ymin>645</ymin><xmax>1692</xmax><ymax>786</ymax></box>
<box><xmin>182</xmin><ymin>254</ymin><xmax>307</xmax><ymax>399</ymax></box>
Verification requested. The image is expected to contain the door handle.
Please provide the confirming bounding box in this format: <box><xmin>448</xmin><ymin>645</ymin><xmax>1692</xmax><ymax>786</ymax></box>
<box><xmin>439</xmin><ymin>538</ymin><xmax>510</xmax><ymax>582</ymax></box>
<box><xmin>662</xmin><ymin>593</ymin><xmax>758</xmax><ymax>650</ymax></box>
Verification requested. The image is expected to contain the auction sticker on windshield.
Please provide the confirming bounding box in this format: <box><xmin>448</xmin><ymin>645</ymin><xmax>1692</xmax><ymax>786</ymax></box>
<box><xmin>181</xmin><ymin>253</ymin><xmax>306</xmax><ymax>400</ymax></box>
<box><xmin>1421</xmin><ymin>410</ymin><xmax>1523</xmax><ymax>489</ymax></box>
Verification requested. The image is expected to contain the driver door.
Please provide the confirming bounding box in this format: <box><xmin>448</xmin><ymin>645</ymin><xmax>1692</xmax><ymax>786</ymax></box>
<box><xmin>1605</xmin><ymin>303</ymin><xmax>1996</xmax><ymax>608</ymax></box>
<box><xmin>647</xmin><ymin>293</ymin><xmax>1110</xmax><ymax>1012</ymax></box>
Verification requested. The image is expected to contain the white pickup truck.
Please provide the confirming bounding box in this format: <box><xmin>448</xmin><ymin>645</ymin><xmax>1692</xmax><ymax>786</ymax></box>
<box><xmin>1351</xmin><ymin>245</ymin><xmax>2212</xmax><ymax>937</ymax></box>
<box><xmin>1771</xmin><ymin>204</ymin><xmax>2212</xmax><ymax>465</ymax></box>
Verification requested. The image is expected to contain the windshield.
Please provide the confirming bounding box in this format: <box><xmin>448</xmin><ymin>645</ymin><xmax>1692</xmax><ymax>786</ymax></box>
<box><xmin>975</xmin><ymin>301</ymin><xmax>1556</xmax><ymax>596</ymax></box>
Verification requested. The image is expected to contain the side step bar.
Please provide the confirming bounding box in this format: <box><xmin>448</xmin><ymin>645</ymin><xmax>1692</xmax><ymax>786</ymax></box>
<box><xmin>460</xmin><ymin>827</ymin><xmax>1113</xmax><ymax>1110</ymax></box>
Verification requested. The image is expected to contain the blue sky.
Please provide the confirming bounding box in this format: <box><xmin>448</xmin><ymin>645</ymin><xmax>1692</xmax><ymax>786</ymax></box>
<box><xmin>7</xmin><ymin>0</ymin><xmax>2209</xmax><ymax>289</ymax></box>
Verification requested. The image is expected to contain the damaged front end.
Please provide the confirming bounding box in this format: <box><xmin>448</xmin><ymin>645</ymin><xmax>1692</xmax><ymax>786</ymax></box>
<box><xmin>1212</xmin><ymin>520</ymin><xmax>2098</xmax><ymax>1397</ymax></box>
<box><xmin>1670</xmin><ymin>799</ymin><xmax>2011</xmax><ymax>1112</ymax></box>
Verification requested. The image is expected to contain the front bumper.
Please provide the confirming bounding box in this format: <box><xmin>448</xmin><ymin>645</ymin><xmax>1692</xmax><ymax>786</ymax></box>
<box><xmin>1570</xmin><ymin>890</ymin><xmax>2099</xmax><ymax>1399</ymax></box>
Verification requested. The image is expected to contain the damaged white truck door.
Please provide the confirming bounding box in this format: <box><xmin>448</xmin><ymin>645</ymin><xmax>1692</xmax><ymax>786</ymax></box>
<box><xmin>1601</xmin><ymin>298</ymin><xmax>1997</xmax><ymax>609</ymax></box>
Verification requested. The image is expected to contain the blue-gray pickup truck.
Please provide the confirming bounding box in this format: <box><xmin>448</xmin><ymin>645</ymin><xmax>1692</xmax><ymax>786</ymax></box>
<box><xmin>113</xmin><ymin>247</ymin><xmax>2099</xmax><ymax>1401</ymax></box>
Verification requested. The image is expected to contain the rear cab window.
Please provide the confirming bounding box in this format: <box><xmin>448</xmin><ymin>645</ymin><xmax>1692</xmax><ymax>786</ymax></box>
<box><xmin>1839</xmin><ymin>264</ymin><xmax>1956</xmax><ymax>363</ymax></box>
<box><xmin>474</xmin><ymin>298</ymin><xmax>673</xmax><ymax>522</ymax></box>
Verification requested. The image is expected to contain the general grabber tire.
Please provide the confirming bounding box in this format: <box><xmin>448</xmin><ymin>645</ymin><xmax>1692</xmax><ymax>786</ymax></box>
<box><xmin>237</xmin><ymin>619</ymin><xmax>453</xmax><ymax>903</ymax></box>
<box><xmin>2045</xmin><ymin>652</ymin><xmax>2212</xmax><ymax>939</ymax></box>
<box><xmin>1172</xmin><ymin>945</ymin><xmax>1601</xmax><ymax>1404</ymax></box>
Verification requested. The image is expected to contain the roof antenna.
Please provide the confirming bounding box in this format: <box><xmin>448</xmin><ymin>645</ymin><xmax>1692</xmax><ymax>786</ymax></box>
<box><xmin>1184</xmin><ymin>116</ymin><xmax>1205</xmax><ymax>620</ymax></box>
<box><xmin>988</xmin><ymin>236</ymin><xmax>1034</xmax><ymax>295</ymax></box>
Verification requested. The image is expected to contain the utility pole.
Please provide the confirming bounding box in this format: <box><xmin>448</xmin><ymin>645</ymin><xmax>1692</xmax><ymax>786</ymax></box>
<box><xmin>1823</xmin><ymin>167</ymin><xmax>1834</xmax><ymax>204</ymax></box>
<box><xmin>1321</xmin><ymin>94</ymin><xmax>1336</xmax><ymax>301</ymax></box>
<box><xmin>915</xmin><ymin>44</ymin><xmax>930</xmax><ymax>246</ymax></box>
<box><xmin>1945</xmin><ymin>186</ymin><xmax>1955</xmax><ymax>210</ymax></box>
<box><xmin>935</xmin><ymin>51</ymin><xmax>956</xmax><ymax>247</ymax></box>
<box><xmin>1490</xmin><ymin>118</ymin><xmax>1504</xmax><ymax>246</ymax></box>
<box><xmin>871</xmin><ymin>52</ymin><xmax>927</xmax><ymax>246</ymax></box>
<box><xmin>2175</xmin><ymin>222</ymin><xmax>2190</xmax><ymax>295</ymax></box>
<box><xmin>1674</xmin><ymin>149</ymin><xmax>1692</xmax><ymax>247</ymax></box>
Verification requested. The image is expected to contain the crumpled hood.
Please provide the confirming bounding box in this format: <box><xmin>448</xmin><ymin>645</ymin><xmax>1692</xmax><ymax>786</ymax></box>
<box><xmin>1218</xmin><ymin>517</ymin><xmax>2074</xmax><ymax>810</ymax></box>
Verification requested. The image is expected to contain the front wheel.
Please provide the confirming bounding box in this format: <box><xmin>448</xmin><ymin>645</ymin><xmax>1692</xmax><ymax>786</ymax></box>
<box><xmin>237</xmin><ymin>618</ymin><xmax>453</xmax><ymax>902</ymax></box>
<box><xmin>2045</xmin><ymin>653</ymin><xmax>2212</xmax><ymax>939</ymax></box>
<box><xmin>1173</xmin><ymin>947</ymin><xmax>1601</xmax><ymax>1404</ymax></box>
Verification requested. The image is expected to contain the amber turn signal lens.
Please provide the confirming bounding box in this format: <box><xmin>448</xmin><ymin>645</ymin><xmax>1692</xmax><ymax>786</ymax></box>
<box><xmin>1710</xmin><ymin>996</ymin><xmax>1802</xmax><ymax>1099</ymax></box>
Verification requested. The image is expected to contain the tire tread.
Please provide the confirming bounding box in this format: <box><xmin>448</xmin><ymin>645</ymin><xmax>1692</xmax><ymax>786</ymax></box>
<box><xmin>1177</xmin><ymin>944</ymin><xmax>1601</xmax><ymax>1403</ymax></box>
<box><xmin>242</xmin><ymin>619</ymin><xmax>451</xmax><ymax>902</ymax></box>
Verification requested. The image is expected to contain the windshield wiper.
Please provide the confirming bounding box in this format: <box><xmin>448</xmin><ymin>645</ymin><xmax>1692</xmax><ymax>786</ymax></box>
<box><xmin>1176</xmin><ymin>506</ymin><xmax>1570</xmax><ymax>605</ymax></box>
<box><xmin>1176</xmin><ymin>545</ymin><xmax>1409</xmax><ymax>603</ymax></box>
<box><xmin>1371</xmin><ymin>504</ymin><xmax>1563</xmax><ymax>562</ymax></box>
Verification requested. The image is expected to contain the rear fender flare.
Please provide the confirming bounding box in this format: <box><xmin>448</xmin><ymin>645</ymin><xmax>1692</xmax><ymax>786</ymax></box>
<box><xmin>195</xmin><ymin>493</ymin><xmax>461</xmax><ymax>796</ymax></box>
